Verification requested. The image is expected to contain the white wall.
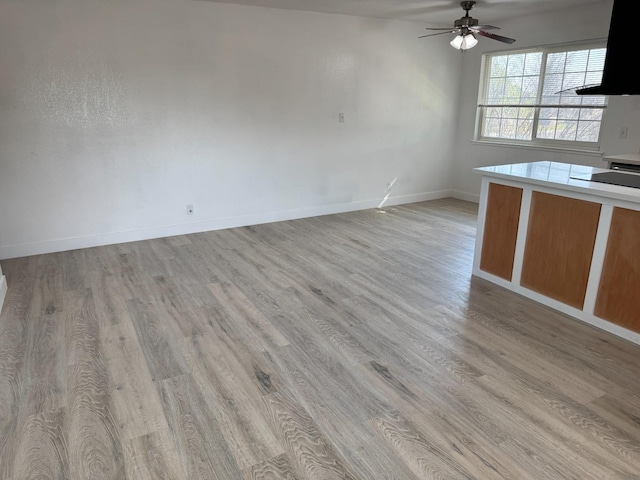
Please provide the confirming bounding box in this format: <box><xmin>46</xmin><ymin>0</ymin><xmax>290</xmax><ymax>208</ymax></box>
<box><xmin>0</xmin><ymin>0</ymin><xmax>462</xmax><ymax>259</ymax></box>
<box><xmin>451</xmin><ymin>0</ymin><xmax>640</xmax><ymax>201</ymax></box>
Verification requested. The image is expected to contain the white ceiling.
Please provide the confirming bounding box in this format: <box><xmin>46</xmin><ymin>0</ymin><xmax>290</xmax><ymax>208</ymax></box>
<box><xmin>197</xmin><ymin>0</ymin><xmax>608</xmax><ymax>25</ymax></box>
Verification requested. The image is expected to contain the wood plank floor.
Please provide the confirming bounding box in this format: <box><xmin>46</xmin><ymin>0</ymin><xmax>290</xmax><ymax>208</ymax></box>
<box><xmin>1</xmin><ymin>198</ymin><xmax>640</xmax><ymax>479</ymax></box>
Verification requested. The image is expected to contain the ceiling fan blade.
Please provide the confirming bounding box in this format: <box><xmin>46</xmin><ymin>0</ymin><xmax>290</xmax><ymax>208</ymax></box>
<box><xmin>476</xmin><ymin>30</ymin><xmax>516</xmax><ymax>44</ymax></box>
<box><xmin>419</xmin><ymin>31</ymin><xmax>457</xmax><ymax>38</ymax></box>
<box><xmin>470</xmin><ymin>25</ymin><xmax>499</xmax><ymax>31</ymax></box>
<box><xmin>424</xmin><ymin>27</ymin><xmax>458</xmax><ymax>30</ymax></box>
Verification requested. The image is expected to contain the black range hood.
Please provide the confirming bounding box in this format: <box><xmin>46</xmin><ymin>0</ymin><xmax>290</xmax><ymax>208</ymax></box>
<box><xmin>576</xmin><ymin>0</ymin><xmax>639</xmax><ymax>96</ymax></box>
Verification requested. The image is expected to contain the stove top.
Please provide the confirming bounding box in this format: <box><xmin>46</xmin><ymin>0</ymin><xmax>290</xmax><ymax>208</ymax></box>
<box><xmin>589</xmin><ymin>171</ymin><xmax>640</xmax><ymax>189</ymax></box>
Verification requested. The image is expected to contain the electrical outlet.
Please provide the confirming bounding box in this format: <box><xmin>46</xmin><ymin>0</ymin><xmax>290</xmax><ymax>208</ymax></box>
<box><xmin>186</xmin><ymin>204</ymin><xmax>194</xmax><ymax>215</ymax></box>
<box><xmin>620</xmin><ymin>127</ymin><xmax>629</xmax><ymax>139</ymax></box>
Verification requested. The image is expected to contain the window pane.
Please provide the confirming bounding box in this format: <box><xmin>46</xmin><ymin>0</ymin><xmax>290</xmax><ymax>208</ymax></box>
<box><xmin>541</xmin><ymin>95</ymin><xmax>560</xmax><ymax>106</ymax></box>
<box><xmin>517</xmin><ymin>120</ymin><xmax>533</xmax><ymax>140</ymax></box>
<box><xmin>518</xmin><ymin>107</ymin><xmax>534</xmax><ymax>120</ymax></box>
<box><xmin>524</xmin><ymin>53</ymin><xmax>542</xmax><ymax>75</ymax></box>
<box><xmin>565</xmin><ymin>51</ymin><xmax>588</xmax><ymax>72</ymax></box>
<box><xmin>584</xmin><ymin>71</ymin><xmax>604</xmax><ymax>87</ymax></box>
<box><xmin>522</xmin><ymin>76</ymin><xmax>539</xmax><ymax>98</ymax></box>
<box><xmin>490</xmin><ymin>56</ymin><xmax>508</xmax><ymax>77</ymax></box>
<box><xmin>546</xmin><ymin>52</ymin><xmax>566</xmax><ymax>73</ymax></box>
<box><xmin>581</xmin><ymin>94</ymin><xmax>607</xmax><ymax>106</ymax></box>
<box><xmin>488</xmin><ymin>78</ymin><xmax>506</xmax><ymax>102</ymax></box>
<box><xmin>537</xmin><ymin>120</ymin><xmax>557</xmax><ymax>139</ymax></box>
<box><xmin>585</xmin><ymin>68</ymin><xmax>601</xmax><ymax>82</ymax></box>
<box><xmin>504</xmin><ymin>77</ymin><xmax>524</xmax><ymax>103</ymax></box>
<box><xmin>506</xmin><ymin>54</ymin><xmax>525</xmax><ymax>76</ymax></box>
<box><xmin>562</xmin><ymin>72</ymin><xmax>586</xmax><ymax>90</ymax></box>
<box><xmin>577</xmin><ymin>121</ymin><xmax>601</xmax><ymax>142</ymax></box>
<box><xmin>487</xmin><ymin>106</ymin><xmax>502</xmax><ymax>118</ymax></box>
<box><xmin>500</xmin><ymin>118</ymin><xmax>517</xmax><ymax>138</ymax></box>
<box><xmin>559</xmin><ymin>95</ymin><xmax>581</xmax><ymax>105</ymax></box>
<box><xmin>558</xmin><ymin>108</ymin><xmax>580</xmax><ymax>120</ymax></box>
<box><xmin>543</xmin><ymin>74</ymin><xmax>563</xmax><ymax>95</ymax></box>
<box><xmin>579</xmin><ymin>109</ymin><xmax>603</xmax><ymax>121</ymax></box>
<box><xmin>503</xmin><ymin>107</ymin><xmax>518</xmax><ymax>118</ymax></box>
<box><xmin>540</xmin><ymin>108</ymin><xmax>558</xmax><ymax>120</ymax></box>
<box><xmin>587</xmin><ymin>49</ymin><xmax>606</xmax><ymax>71</ymax></box>
<box><xmin>484</xmin><ymin>118</ymin><xmax>501</xmax><ymax>137</ymax></box>
<box><xmin>556</xmin><ymin>121</ymin><xmax>577</xmax><ymax>140</ymax></box>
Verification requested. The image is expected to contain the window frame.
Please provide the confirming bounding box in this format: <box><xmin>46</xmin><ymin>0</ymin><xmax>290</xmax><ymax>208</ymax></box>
<box><xmin>475</xmin><ymin>40</ymin><xmax>608</xmax><ymax>151</ymax></box>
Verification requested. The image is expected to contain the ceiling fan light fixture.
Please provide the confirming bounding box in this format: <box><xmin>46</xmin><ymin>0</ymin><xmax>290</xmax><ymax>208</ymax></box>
<box><xmin>450</xmin><ymin>33</ymin><xmax>477</xmax><ymax>50</ymax></box>
<box><xmin>462</xmin><ymin>33</ymin><xmax>478</xmax><ymax>49</ymax></box>
<box><xmin>450</xmin><ymin>34</ymin><xmax>464</xmax><ymax>49</ymax></box>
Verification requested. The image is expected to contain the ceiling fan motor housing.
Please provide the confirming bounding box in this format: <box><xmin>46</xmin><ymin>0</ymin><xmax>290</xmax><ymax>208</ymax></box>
<box><xmin>456</xmin><ymin>1</ymin><xmax>478</xmax><ymax>29</ymax></box>
<box><xmin>454</xmin><ymin>17</ymin><xmax>479</xmax><ymax>28</ymax></box>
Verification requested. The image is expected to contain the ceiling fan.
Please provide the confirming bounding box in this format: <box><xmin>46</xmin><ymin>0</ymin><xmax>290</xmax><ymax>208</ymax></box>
<box><xmin>419</xmin><ymin>1</ymin><xmax>516</xmax><ymax>50</ymax></box>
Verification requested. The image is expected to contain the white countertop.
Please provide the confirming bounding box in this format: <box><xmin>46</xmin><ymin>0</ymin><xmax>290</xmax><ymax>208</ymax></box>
<box><xmin>474</xmin><ymin>161</ymin><xmax>640</xmax><ymax>204</ymax></box>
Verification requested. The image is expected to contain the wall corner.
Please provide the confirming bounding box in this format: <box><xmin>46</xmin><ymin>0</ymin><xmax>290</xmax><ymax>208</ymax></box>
<box><xmin>0</xmin><ymin>266</ymin><xmax>7</xmax><ymax>313</ymax></box>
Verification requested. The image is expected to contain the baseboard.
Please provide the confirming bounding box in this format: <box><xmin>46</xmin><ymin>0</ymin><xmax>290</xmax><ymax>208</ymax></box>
<box><xmin>473</xmin><ymin>269</ymin><xmax>640</xmax><ymax>347</ymax></box>
<box><xmin>0</xmin><ymin>275</ymin><xmax>7</xmax><ymax>313</ymax></box>
<box><xmin>0</xmin><ymin>190</ymin><xmax>452</xmax><ymax>260</ymax></box>
<box><xmin>452</xmin><ymin>190</ymin><xmax>480</xmax><ymax>203</ymax></box>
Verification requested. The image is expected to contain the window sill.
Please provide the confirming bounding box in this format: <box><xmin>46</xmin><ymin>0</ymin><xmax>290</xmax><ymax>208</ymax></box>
<box><xmin>470</xmin><ymin>139</ymin><xmax>604</xmax><ymax>158</ymax></box>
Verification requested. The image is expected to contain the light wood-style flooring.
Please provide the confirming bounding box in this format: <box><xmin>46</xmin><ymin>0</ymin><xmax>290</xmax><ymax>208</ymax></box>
<box><xmin>1</xmin><ymin>199</ymin><xmax>640</xmax><ymax>479</ymax></box>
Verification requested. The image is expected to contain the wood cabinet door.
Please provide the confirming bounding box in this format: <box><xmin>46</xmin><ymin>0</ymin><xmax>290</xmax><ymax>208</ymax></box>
<box><xmin>520</xmin><ymin>192</ymin><xmax>601</xmax><ymax>309</ymax></box>
<box><xmin>595</xmin><ymin>207</ymin><xmax>640</xmax><ymax>333</ymax></box>
<box><xmin>480</xmin><ymin>183</ymin><xmax>523</xmax><ymax>281</ymax></box>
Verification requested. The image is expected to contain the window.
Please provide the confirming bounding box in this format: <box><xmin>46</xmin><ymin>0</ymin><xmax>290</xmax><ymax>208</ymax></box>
<box><xmin>477</xmin><ymin>42</ymin><xmax>607</xmax><ymax>148</ymax></box>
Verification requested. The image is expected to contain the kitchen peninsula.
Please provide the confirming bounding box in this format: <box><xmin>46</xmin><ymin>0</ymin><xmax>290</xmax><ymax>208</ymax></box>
<box><xmin>473</xmin><ymin>161</ymin><xmax>640</xmax><ymax>345</ymax></box>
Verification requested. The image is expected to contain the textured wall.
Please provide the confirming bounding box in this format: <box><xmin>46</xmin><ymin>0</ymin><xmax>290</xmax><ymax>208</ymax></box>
<box><xmin>0</xmin><ymin>0</ymin><xmax>461</xmax><ymax>258</ymax></box>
